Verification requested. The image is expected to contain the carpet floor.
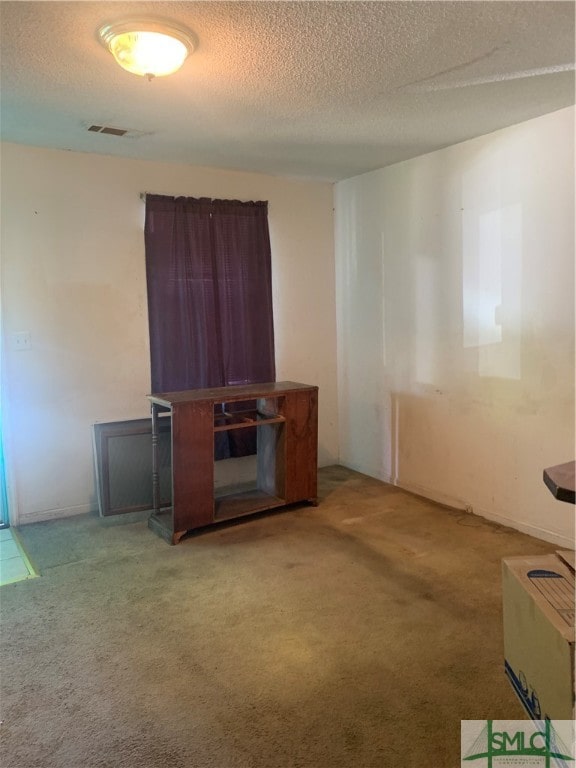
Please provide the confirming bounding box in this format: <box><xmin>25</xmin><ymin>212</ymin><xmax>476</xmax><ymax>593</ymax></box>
<box><xmin>0</xmin><ymin>466</ymin><xmax>553</xmax><ymax>768</ymax></box>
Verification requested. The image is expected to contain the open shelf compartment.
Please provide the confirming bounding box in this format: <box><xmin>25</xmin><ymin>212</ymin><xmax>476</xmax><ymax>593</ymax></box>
<box><xmin>214</xmin><ymin>404</ymin><xmax>286</xmax><ymax>520</ymax></box>
<box><xmin>213</xmin><ymin>397</ymin><xmax>285</xmax><ymax>432</ymax></box>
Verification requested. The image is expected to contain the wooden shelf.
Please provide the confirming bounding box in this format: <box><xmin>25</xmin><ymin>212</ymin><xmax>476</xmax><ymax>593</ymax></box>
<box><xmin>213</xmin><ymin>410</ymin><xmax>285</xmax><ymax>432</ymax></box>
<box><xmin>215</xmin><ymin>487</ymin><xmax>286</xmax><ymax>521</ymax></box>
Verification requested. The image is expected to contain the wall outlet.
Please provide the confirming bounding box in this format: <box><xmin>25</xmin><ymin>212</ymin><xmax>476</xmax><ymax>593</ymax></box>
<box><xmin>13</xmin><ymin>332</ymin><xmax>32</xmax><ymax>351</ymax></box>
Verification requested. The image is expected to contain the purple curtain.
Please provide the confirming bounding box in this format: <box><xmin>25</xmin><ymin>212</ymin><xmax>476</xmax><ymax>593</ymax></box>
<box><xmin>144</xmin><ymin>195</ymin><xmax>275</xmax><ymax>458</ymax></box>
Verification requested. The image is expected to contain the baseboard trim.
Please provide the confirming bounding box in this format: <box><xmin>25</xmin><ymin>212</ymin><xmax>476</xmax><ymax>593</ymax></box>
<box><xmin>360</xmin><ymin>470</ymin><xmax>574</xmax><ymax>550</ymax></box>
<box><xmin>396</xmin><ymin>478</ymin><xmax>574</xmax><ymax>549</ymax></box>
<box><xmin>459</xmin><ymin>504</ymin><xmax>575</xmax><ymax>549</ymax></box>
<box><xmin>384</xmin><ymin>476</ymin><xmax>469</xmax><ymax>512</ymax></box>
<box><xmin>18</xmin><ymin>504</ymin><xmax>94</xmax><ymax>524</ymax></box>
<box><xmin>13</xmin><ymin>473</ymin><xmax>576</xmax><ymax>549</ymax></box>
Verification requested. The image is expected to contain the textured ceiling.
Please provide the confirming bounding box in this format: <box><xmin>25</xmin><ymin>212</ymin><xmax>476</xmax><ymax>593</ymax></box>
<box><xmin>1</xmin><ymin>1</ymin><xmax>574</xmax><ymax>181</ymax></box>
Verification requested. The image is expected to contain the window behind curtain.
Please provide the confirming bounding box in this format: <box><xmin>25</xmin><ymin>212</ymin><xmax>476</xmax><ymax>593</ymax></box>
<box><xmin>144</xmin><ymin>195</ymin><xmax>276</xmax><ymax>457</ymax></box>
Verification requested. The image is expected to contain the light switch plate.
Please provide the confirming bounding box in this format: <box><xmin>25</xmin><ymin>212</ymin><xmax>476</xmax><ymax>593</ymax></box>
<box><xmin>13</xmin><ymin>332</ymin><xmax>32</xmax><ymax>351</ymax></box>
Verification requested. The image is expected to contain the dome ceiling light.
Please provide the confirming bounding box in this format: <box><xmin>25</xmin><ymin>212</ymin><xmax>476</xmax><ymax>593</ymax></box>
<box><xmin>97</xmin><ymin>19</ymin><xmax>196</xmax><ymax>80</ymax></box>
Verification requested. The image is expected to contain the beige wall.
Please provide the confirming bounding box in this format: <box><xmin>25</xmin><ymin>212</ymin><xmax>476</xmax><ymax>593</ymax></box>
<box><xmin>335</xmin><ymin>107</ymin><xmax>575</xmax><ymax>547</ymax></box>
<box><xmin>1</xmin><ymin>144</ymin><xmax>338</xmax><ymax>523</ymax></box>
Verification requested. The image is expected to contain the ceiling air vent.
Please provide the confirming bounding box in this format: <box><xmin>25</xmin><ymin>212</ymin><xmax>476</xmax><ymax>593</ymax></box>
<box><xmin>87</xmin><ymin>124</ymin><xmax>128</xmax><ymax>136</ymax></box>
<box><xmin>82</xmin><ymin>122</ymin><xmax>152</xmax><ymax>140</ymax></box>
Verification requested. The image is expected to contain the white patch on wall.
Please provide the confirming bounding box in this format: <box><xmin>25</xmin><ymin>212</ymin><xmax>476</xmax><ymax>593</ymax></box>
<box><xmin>463</xmin><ymin>202</ymin><xmax>522</xmax><ymax>380</ymax></box>
<box><xmin>380</xmin><ymin>230</ymin><xmax>387</xmax><ymax>368</ymax></box>
<box><xmin>415</xmin><ymin>253</ymin><xmax>439</xmax><ymax>385</ymax></box>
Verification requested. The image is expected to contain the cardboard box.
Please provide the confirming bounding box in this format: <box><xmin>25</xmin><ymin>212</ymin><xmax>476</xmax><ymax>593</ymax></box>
<box><xmin>502</xmin><ymin>553</ymin><xmax>575</xmax><ymax>720</ymax></box>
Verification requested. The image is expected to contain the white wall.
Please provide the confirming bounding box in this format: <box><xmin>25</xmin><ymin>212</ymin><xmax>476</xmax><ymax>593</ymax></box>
<box><xmin>1</xmin><ymin>144</ymin><xmax>338</xmax><ymax>523</ymax></box>
<box><xmin>335</xmin><ymin>106</ymin><xmax>575</xmax><ymax>547</ymax></box>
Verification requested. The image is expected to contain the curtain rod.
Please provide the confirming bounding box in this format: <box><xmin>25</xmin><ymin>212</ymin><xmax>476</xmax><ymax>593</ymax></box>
<box><xmin>140</xmin><ymin>192</ymin><xmax>180</xmax><ymax>200</ymax></box>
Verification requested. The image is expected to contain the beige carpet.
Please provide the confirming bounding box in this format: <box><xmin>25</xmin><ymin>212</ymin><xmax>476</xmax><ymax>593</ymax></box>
<box><xmin>0</xmin><ymin>466</ymin><xmax>553</xmax><ymax>768</ymax></box>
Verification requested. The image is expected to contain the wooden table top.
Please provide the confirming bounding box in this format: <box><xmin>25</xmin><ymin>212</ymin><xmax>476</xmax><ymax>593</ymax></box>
<box><xmin>543</xmin><ymin>460</ymin><xmax>575</xmax><ymax>505</ymax></box>
<box><xmin>148</xmin><ymin>381</ymin><xmax>317</xmax><ymax>407</ymax></box>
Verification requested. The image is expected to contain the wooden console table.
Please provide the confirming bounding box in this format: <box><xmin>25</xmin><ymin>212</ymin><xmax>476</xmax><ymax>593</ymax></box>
<box><xmin>147</xmin><ymin>381</ymin><xmax>318</xmax><ymax>544</ymax></box>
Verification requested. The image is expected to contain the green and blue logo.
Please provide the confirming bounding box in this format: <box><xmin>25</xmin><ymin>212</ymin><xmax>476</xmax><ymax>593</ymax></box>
<box><xmin>461</xmin><ymin>720</ymin><xmax>575</xmax><ymax>767</ymax></box>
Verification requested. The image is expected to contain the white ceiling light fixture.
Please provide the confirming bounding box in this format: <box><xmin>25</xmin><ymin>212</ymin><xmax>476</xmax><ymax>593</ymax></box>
<box><xmin>97</xmin><ymin>19</ymin><xmax>196</xmax><ymax>80</ymax></box>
